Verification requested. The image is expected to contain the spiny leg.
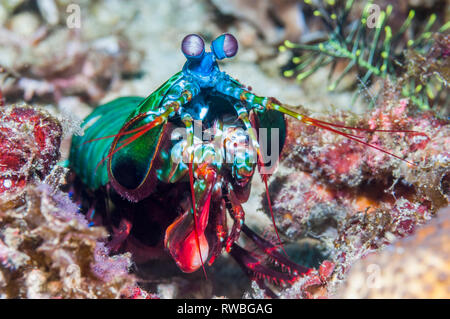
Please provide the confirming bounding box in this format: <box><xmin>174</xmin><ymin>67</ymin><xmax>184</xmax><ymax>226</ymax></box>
<box><xmin>229</xmin><ymin>243</ymin><xmax>296</xmax><ymax>298</ymax></box>
<box><xmin>228</xmin><ymin>225</ymin><xmax>313</xmax><ymax>298</ymax></box>
<box><xmin>223</xmin><ymin>193</ymin><xmax>311</xmax><ymax>290</ymax></box>
<box><xmin>241</xmin><ymin>225</ymin><xmax>311</xmax><ymax>277</ymax></box>
<box><xmin>223</xmin><ymin>186</ymin><xmax>245</xmax><ymax>253</ymax></box>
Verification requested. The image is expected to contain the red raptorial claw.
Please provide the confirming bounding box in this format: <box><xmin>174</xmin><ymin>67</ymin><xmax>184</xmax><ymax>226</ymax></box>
<box><xmin>242</xmin><ymin>225</ymin><xmax>310</xmax><ymax>276</ymax></box>
<box><xmin>229</xmin><ymin>244</ymin><xmax>295</xmax><ymax>284</ymax></box>
<box><xmin>164</xmin><ymin>189</ymin><xmax>212</xmax><ymax>273</ymax></box>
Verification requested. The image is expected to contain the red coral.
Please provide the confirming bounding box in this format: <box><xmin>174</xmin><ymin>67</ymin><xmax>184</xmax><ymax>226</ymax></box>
<box><xmin>125</xmin><ymin>286</ymin><xmax>159</xmax><ymax>299</ymax></box>
<box><xmin>280</xmin><ymin>260</ymin><xmax>335</xmax><ymax>299</ymax></box>
<box><xmin>0</xmin><ymin>105</ymin><xmax>62</xmax><ymax>194</ymax></box>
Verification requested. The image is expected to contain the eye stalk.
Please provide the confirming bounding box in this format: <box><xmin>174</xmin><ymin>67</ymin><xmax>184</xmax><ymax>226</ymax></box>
<box><xmin>211</xmin><ymin>33</ymin><xmax>238</xmax><ymax>60</ymax></box>
<box><xmin>181</xmin><ymin>34</ymin><xmax>205</xmax><ymax>60</ymax></box>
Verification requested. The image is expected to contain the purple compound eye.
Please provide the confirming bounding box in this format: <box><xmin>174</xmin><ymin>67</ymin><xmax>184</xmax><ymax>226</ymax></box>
<box><xmin>181</xmin><ymin>34</ymin><xmax>205</xmax><ymax>59</ymax></box>
<box><xmin>222</xmin><ymin>34</ymin><xmax>238</xmax><ymax>58</ymax></box>
<box><xmin>212</xmin><ymin>33</ymin><xmax>238</xmax><ymax>60</ymax></box>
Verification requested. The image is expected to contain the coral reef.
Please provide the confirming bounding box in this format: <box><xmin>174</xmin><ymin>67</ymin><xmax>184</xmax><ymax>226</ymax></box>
<box><xmin>269</xmin><ymin>171</ymin><xmax>350</xmax><ymax>241</ymax></box>
<box><xmin>257</xmin><ymin>168</ymin><xmax>437</xmax><ymax>298</ymax></box>
<box><xmin>282</xmin><ymin>87</ymin><xmax>449</xmax><ymax>207</ymax></box>
<box><xmin>329</xmin><ymin>196</ymin><xmax>434</xmax><ymax>291</ymax></box>
<box><xmin>0</xmin><ymin>103</ymin><xmax>153</xmax><ymax>298</ymax></box>
<box><xmin>259</xmin><ymin>84</ymin><xmax>449</xmax><ymax>298</ymax></box>
<box><xmin>335</xmin><ymin>205</ymin><xmax>450</xmax><ymax>298</ymax></box>
<box><xmin>0</xmin><ymin>184</ymin><xmax>142</xmax><ymax>298</ymax></box>
<box><xmin>0</xmin><ymin>104</ymin><xmax>62</xmax><ymax>196</ymax></box>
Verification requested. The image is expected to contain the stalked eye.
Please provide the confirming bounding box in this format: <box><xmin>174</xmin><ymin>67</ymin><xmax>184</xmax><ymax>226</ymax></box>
<box><xmin>211</xmin><ymin>33</ymin><xmax>238</xmax><ymax>60</ymax></box>
<box><xmin>181</xmin><ymin>34</ymin><xmax>205</xmax><ymax>59</ymax></box>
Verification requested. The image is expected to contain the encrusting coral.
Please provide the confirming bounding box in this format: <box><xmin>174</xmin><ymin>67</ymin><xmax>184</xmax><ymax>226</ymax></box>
<box><xmin>257</xmin><ymin>170</ymin><xmax>436</xmax><ymax>298</ymax></box>
<box><xmin>0</xmin><ymin>184</ymin><xmax>142</xmax><ymax>298</ymax></box>
<box><xmin>335</xmin><ymin>205</ymin><xmax>450</xmax><ymax>298</ymax></box>
<box><xmin>0</xmin><ymin>104</ymin><xmax>62</xmax><ymax>196</ymax></box>
<box><xmin>282</xmin><ymin>85</ymin><xmax>449</xmax><ymax>207</ymax></box>
<box><xmin>0</xmin><ymin>103</ymin><xmax>153</xmax><ymax>298</ymax></box>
